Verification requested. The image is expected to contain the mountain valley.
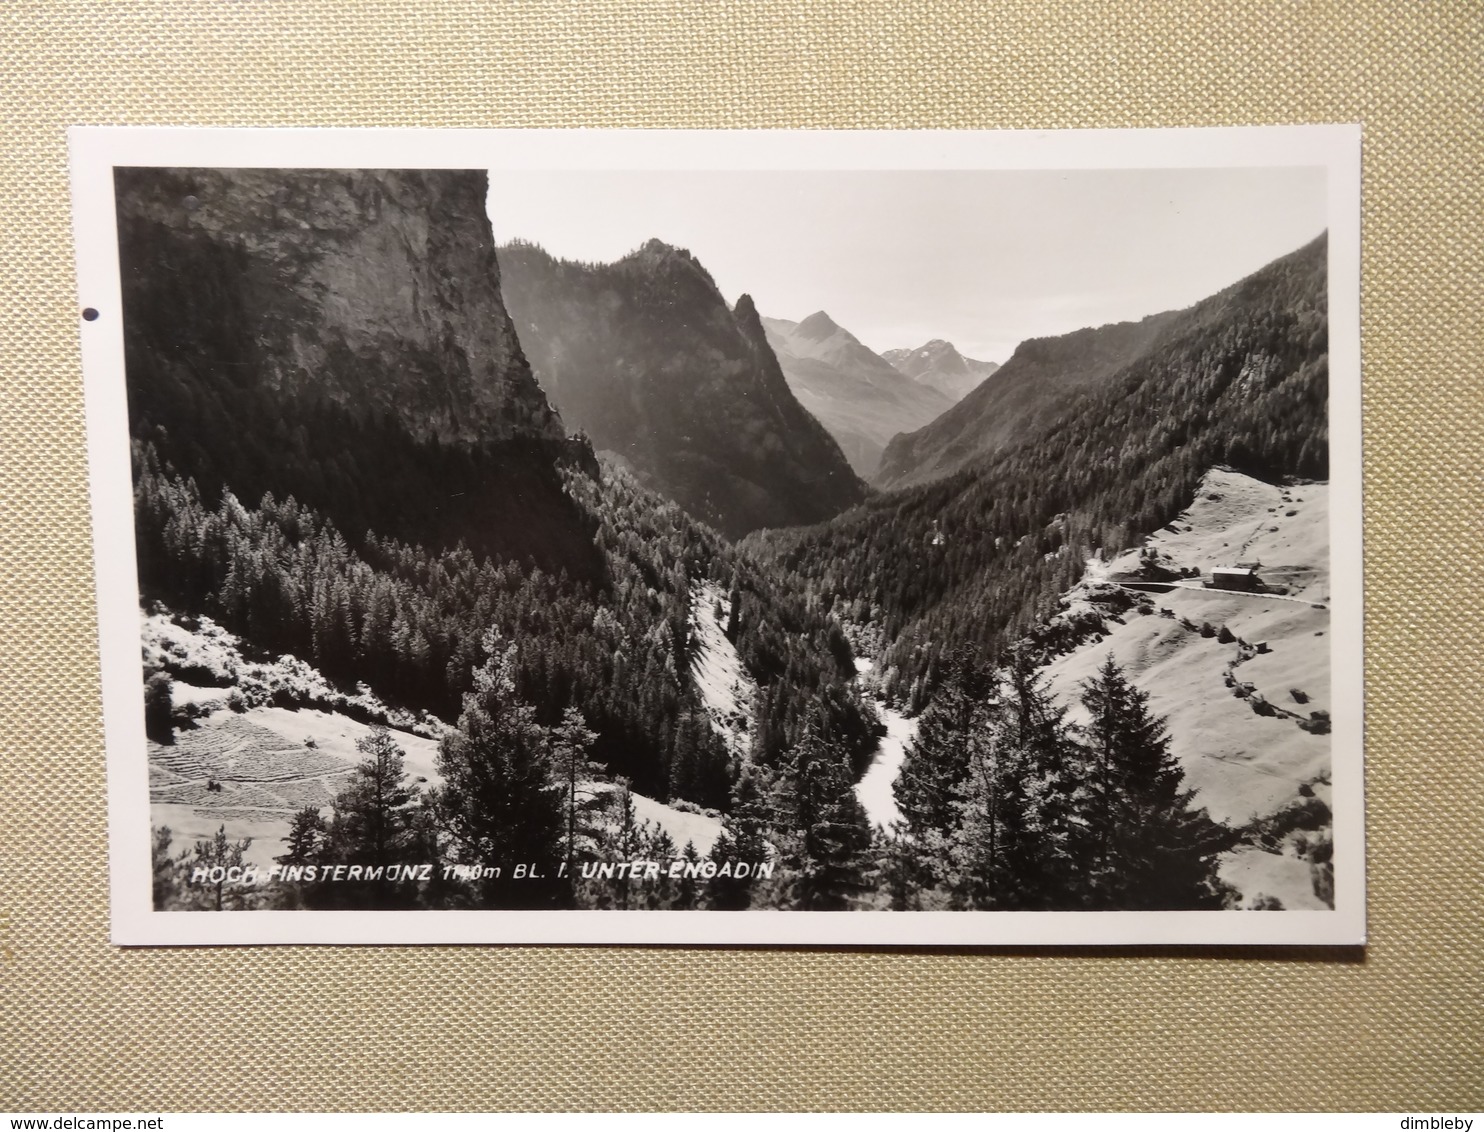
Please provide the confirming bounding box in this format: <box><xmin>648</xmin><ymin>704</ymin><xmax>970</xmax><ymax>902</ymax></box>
<box><xmin>754</xmin><ymin>233</ymin><xmax>1330</xmax><ymax>703</ymax></box>
<box><xmin>121</xmin><ymin>165</ymin><xmax>1335</xmax><ymax>916</ymax></box>
<box><xmin>763</xmin><ymin>312</ymin><xmax>954</xmax><ymax>479</ymax></box>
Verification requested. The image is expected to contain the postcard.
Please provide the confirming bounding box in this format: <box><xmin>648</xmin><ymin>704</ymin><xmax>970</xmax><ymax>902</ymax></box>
<box><xmin>69</xmin><ymin>126</ymin><xmax>1364</xmax><ymax>945</ymax></box>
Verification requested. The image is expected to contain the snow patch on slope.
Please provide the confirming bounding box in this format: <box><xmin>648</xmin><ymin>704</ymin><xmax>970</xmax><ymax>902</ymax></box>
<box><xmin>586</xmin><ymin>782</ymin><xmax>724</xmax><ymax>856</ymax></box>
<box><xmin>148</xmin><ymin>612</ymin><xmax>719</xmax><ymax>871</ymax></box>
<box><xmin>688</xmin><ymin>581</ymin><xmax>758</xmax><ymax>759</ymax></box>
<box><xmin>151</xmin><ymin>693</ymin><xmax>444</xmax><ymax>872</ymax></box>
<box><xmin>1039</xmin><ymin>468</ymin><xmax>1333</xmax><ymax>910</ymax></box>
<box><xmin>143</xmin><ymin>611</ymin><xmax>444</xmax><ymax>737</ymax></box>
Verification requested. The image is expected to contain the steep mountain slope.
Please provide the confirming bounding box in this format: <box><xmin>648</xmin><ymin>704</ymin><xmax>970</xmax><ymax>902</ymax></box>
<box><xmin>748</xmin><ymin>234</ymin><xmax>1329</xmax><ymax>699</ymax></box>
<box><xmin>1037</xmin><ymin>468</ymin><xmax>1332</xmax><ymax>909</ymax></box>
<box><xmin>144</xmin><ymin>613</ymin><xmax>724</xmax><ymax>874</ymax></box>
<box><xmin>877</xmin><ymin>312</ymin><xmax>1179</xmax><ymax>487</ymax></box>
<box><xmin>763</xmin><ymin>312</ymin><xmax>953</xmax><ymax>478</ymax></box>
<box><xmin>136</xmin><ymin>452</ymin><xmax>876</xmax><ymax>810</ymax></box>
<box><xmin>882</xmin><ymin>339</ymin><xmax>1000</xmax><ymax>404</ymax></box>
<box><xmin>115</xmin><ymin>167</ymin><xmax>595</xmax><ymax>573</ymax></box>
<box><xmin>687</xmin><ymin>581</ymin><xmax>759</xmax><ymax>761</ymax></box>
<box><xmin>1043</xmin><ymin>470</ymin><xmax>1330</xmax><ymax>824</ymax></box>
<box><xmin>497</xmin><ymin>240</ymin><xmax>864</xmax><ymax>538</ymax></box>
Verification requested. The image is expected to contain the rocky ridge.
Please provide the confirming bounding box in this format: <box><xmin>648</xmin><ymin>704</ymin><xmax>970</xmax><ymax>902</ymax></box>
<box><xmin>762</xmin><ymin>312</ymin><xmax>953</xmax><ymax>479</ymax></box>
<box><xmin>498</xmin><ymin>239</ymin><xmax>864</xmax><ymax>538</ymax></box>
<box><xmin>882</xmin><ymin>338</ymin><xmax>1000</xmax><ymax>404</ymax></box>
<box><xmin>117</xmin><ymin>167</ymin><xmax>562</xmax><ymax>448</ymax></box>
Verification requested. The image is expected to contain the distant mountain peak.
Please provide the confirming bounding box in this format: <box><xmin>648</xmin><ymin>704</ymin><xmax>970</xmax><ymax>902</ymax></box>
<box><xmin>495</xmin><ymin>244</ymin><xmax>864</xmax><ymax>537</ymax></box>
<box><xmin>915</xmin><ymin>341</ymin><xmax>968</xmax><ymax>371</ymax></box>
<box><xmin>890</xmin><ymin>339</ymin><xmax>968</xmax><ymax>368</ymax></box>
<box><xmin>882</xmin><ymin>338</ymin><xmax>1000</xmax><ymax>408</ymax></box>
<box><xmin>761</xmin><ymin>309</ymin><xmax>953</xmax><ymax>479</ymax></box>
<box><xmin>796</xmin><ymin>310</ymin><xmax>843</xmax><ymax>340</ymax></box>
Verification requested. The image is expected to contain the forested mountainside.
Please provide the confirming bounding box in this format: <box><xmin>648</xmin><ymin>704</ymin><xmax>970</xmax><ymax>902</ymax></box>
<box><xmin>877</xmin><ymin>312</ymin><xmax>1185</xmax><ymax>488</ymax></box>
<box><xmin>136</xmin><ymin>446</ymin><xmax>876</xmax><ymax>814</ymax></box>
<box><xmin>747</xmin><ymin>234</ymin><xmax>1329</xmax><ymax>703</ymax></box>
<box><xmin>127</xmin><ymin>167</ymin><xmax>1332</xmax><ymax>915</ymax></box>
<box><xmin>497</xmin><ymin>240</ymin><xmax>864</xmax><ymax>538</ymax></box>
<box><xmin>881</xmin><ymin>339</ymin><xmax>1000</xmax><ymax>406</ymax></box>
<box><xmin>115</xmin><ymin>168</ymin><xmax>595</xmax><ymax>572</ymax></box>
<box><xmin>763</xmin><ymin>312</ymin><xmax>953</xmax><ymax>478</ymax></box>
<box><xmin>128</xmin><ymin>171</ymin><xmax>882</xmax><ymax>911</ymax></box>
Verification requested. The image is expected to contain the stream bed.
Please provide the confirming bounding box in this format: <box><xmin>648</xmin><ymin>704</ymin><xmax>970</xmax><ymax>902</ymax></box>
<box><xmin>851</xmin><ymin>658</ymin><xmax>919</xmax><ymax>831</ymax></box>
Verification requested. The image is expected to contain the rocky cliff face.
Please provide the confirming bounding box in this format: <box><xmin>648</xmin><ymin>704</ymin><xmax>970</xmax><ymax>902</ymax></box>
<box><xmin>116</xmin><ymin>167</ymin><xmax>563</xmax><ymax>447</ymax></box>
<box><xmin>116</xmin><ymin>168</ymin><xmax>597</xmax><ymax>572</ymax></box>
<box><xmin>497</xmin><ymin>239</ymin><xmax>864</xmax><ymax>538</ymax></box>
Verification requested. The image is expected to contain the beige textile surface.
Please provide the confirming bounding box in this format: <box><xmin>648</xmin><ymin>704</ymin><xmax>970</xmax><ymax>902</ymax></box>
<box><xmin>2</xmin><ymin>0</ymin><xmax>1481</xmax><ymax>1113</ymax></box>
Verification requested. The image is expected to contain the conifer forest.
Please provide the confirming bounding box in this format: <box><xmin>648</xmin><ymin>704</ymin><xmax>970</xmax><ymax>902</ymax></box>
<box><xmin>124</xmin><ymin>167</ymin><xmax>1335</xmax><ymax>915</ymax></box>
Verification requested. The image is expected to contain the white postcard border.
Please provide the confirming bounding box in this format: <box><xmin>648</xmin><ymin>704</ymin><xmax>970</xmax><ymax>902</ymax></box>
<box><xmin>68</xmin><ymin>125</ymin><xmax>1364</xmax><ymax>947</ymax></box>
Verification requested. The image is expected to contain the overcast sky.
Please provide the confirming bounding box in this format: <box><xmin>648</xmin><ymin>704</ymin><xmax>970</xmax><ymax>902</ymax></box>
<box><xmin>486</xmin><ymin>167</ymin><xmax>1326</xmax><ymax>363</ymax></box>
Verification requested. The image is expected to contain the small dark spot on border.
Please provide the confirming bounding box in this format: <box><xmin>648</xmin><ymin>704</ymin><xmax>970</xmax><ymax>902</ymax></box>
<box><xmin>82</xmin><ymin>307</ymin><xmax>99</xmax><ymax>322</ymax></box>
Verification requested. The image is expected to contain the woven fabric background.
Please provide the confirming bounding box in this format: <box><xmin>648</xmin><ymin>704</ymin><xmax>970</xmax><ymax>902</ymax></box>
<box><xmin>2</xmin><ymin>1</ymin><xmax>1481</xmax><ymax>1112</ymax></box>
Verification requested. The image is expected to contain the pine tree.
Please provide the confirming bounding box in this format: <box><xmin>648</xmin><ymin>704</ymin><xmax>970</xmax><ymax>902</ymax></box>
<box><xmin>674</xmin><ymin>840</ymin><xmax>703</xmax><ymax>910</ymax></box>
<box><xmin>436</xmin><ymin>631</ymin><xmax>565</xmax><ymax>908</ymax></box>
<box><xmin>708</xmin><ymin>762</ymin><xmax>774</xmax><ymax>910</ymax></box>
<box><xmin>277</xmin><ymin>805</ymin><xmax>327</xmax><ymax>867</ymax></box>
<box><xmin>144</xmin><ymin>671</ymin><xmax>174</xmax><ymax>744</ymax></box>
<box><xmin>408</xmin><ymin>796</ymin><xmax>457</xmax><ymax>909</ymax></box>
<box><xmin>1079</xmin><ymin>655</ymin><xmax>1233</xmax><ymax>909</ymax></box>
<box><xmin>941</xmin><ymin>709</ymin><xmax>1014</xmax><ymax>910</ymax></box>
<box><xmin>549</xmin><ymin>705</ymin><xmax>606</xmax><ymax>883</ymax></box>
<box><xmin>151</xmin><ymin>825</ymin><xmax>188</xmax><ymax>910</ymax></box>
<box><xmin>869</xmin><ymin>823</ymin><xmax>923</xmax><ymax>911</ymax></box>
<box><xmin>272</xmin><ymin>804</ymin><xmax>332</xmax><ymax>909</ymax></box>
<box><xmin>187</xmin><ymin>824</ymin><xmax>253</xmax><ymax>911</ymax></box>
<box><xmin>590</xmin><ymin>778</ymin><xmax>650</xmax><ymax>910</ymax></box>
<box><xmin>769</xmin><ymin>720</ymin><xmax>871</xmax><ymax>910</ymax></box>
<box><xmin>332</xmin><ymin>726</ymin><xmax>418</xmax><ymax>871</ymax></box>
<box><xmin>893</xmin><ymin>650</ymin><xmax>996</xmax><ymax>884</ymax></box>
<box><xmin>998</xmin><ymin>647</ymin><xmax>1089</xmax><ymax>907</ymax></box>
<box><xmin>639</xmin><ymin>826</ymin><xmax>678</xmax><ymax>910</ymax></box>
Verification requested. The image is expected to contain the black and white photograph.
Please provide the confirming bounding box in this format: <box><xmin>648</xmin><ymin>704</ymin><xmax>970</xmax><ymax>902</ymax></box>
<box><xmin>71</xmin><ymin>127</ymin><xmax>1363</xmax><ymax>945</ymax></box>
